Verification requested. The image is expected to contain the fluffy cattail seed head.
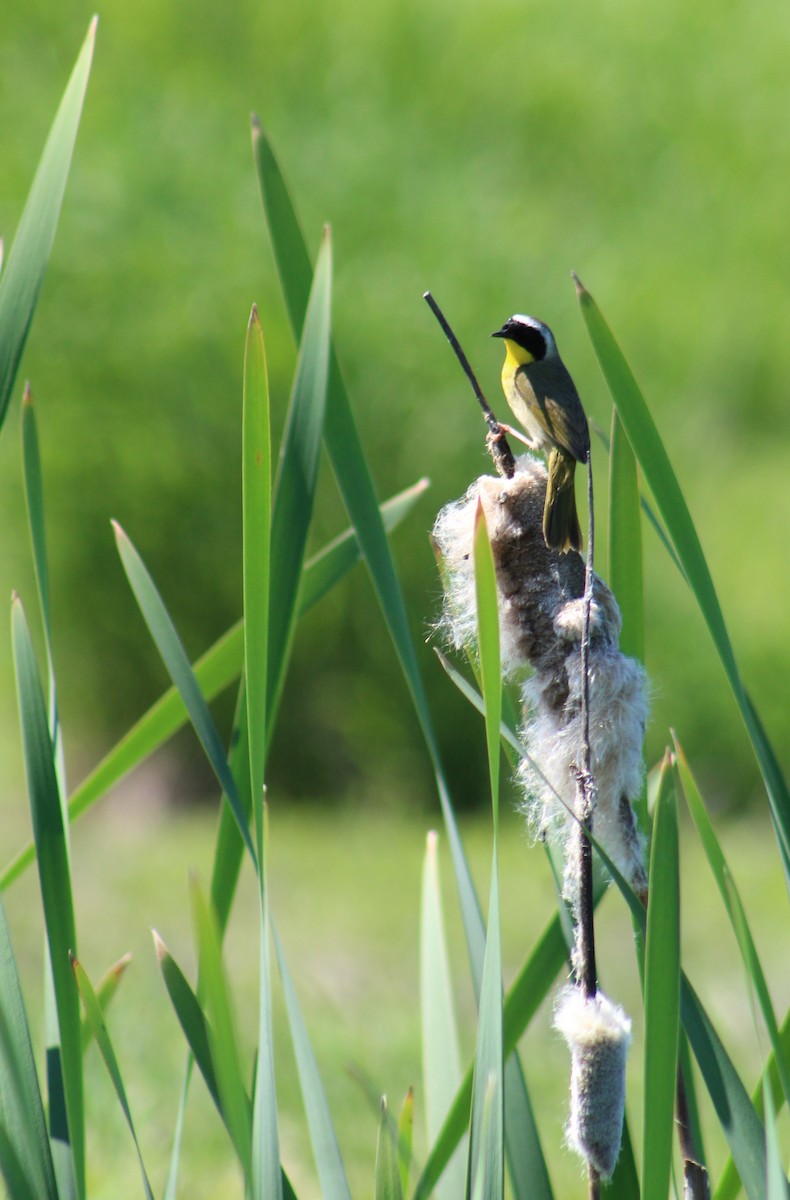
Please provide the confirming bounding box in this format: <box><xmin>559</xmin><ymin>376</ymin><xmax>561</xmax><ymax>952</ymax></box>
<box><xmin>554</xmin><ymin>986</ymin><xmax>631</xmax><ymax>1179</ymax></box>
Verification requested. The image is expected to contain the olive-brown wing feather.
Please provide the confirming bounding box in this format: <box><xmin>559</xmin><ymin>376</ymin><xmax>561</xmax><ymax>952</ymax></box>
<box><xmin>515</xmin><ymin>359</ymin><xmax>590</xmax><ymax>462</ymax></box>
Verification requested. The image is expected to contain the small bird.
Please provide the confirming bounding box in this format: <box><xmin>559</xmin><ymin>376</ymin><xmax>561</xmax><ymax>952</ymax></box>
<box><xmin>492</xmin><ymin>314</ymin><xmax>590</xmax><ymax>553</ymax></box>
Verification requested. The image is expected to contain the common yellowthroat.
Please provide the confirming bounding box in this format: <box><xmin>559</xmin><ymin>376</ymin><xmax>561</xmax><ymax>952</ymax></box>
<box><xmin>492</xmin><ymin>314</ymin><xmax>590</xmax><ymax>553</ymax></box>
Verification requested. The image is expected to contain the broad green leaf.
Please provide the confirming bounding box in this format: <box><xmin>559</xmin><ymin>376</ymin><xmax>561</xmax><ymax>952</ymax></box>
<box><xmin>608</xmin><ymin>408</ymin><xmax>644</xmax><ymax>664</ymax></box>
<box><xmin>715</xmin><ymin>1009</ymin><xmax>790</xmax><ymax>1200</ymax></box>
<box><xmin>375</xmin><ymin>1098</ymin><xmax>403</xmax><ymax>1200</ymax></box>
<box><xmin>114</xmin><ymin>522</ymin><xmax>256</xmax><ymax>863</ymax></box>
<box><xmin>675</xmin><ymin>737</ymin><xmax>790</xmax><ymax>1113</ymax></box>
<box><xmin>421</xmin><ymin>832</ymin><xmax>466</xmax><ymax>1200</ymax></box>
<box><xmin>12</xmin><ymin>597</ymin><xmax>83</xmax><ymax>1198</ymax></box>
<box><xmin>2</xmin><ymin>480</ymin><xmax>425</xmax><ymax>891</ymax></box>
<box><xmin>191</xmin><ymin>881</ymin><xmax>252</xmax><ymax>1178</ymax></box>
<box><xmin>0</xmin><ymin>19</ymin><xmax>96</xmax><ymax>427</ymax></box>
<box><xmin>465</xmin><ymin>509</ymin><xmax>504</xmax><ymax>1200</ymax></box>
<box><xmin>80</xmin><ymin>953</ymin><xmax>132</xmax><ymax>1053</ymax></box>
<box><xmin>272</xmin><ymin>917</ymin><xmax>352</xmax><ymax>1200</ymax></box>
<box><xmin>243</xmin><ymin>305</ymin><xmax>271</xmax><ymax>855</ymax></box>
<box><xmin>0</xmin><ymin>894</ymin><xmax>57</xmax><ymax>1200</ymax></box>
<box><xmin>71</xmin><ymin>957</ymin><xmax>154</xmax><ymax>1200</ymax></box>
<box><xmin>251</xmin><ymin>811</ymin><xmax>282</xmax><ymax>1200</ymax></box>
<box><xmin>642</xmin><ymin>755</ymin><xmax>680</xmax><ymax>1200</ymax></box>
<box><xmin>267</xmin><ymin>231</ymin><xmax>332</xmax><ymax>720</ymax></box>
<box><xmin>576</xmin><ymin>278</ymin><xmax>790</xmax><ymax>886</ymax></box>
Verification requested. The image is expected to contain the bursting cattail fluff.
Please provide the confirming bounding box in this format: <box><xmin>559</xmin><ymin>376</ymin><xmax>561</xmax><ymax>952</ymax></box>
<box><xmin>433</xmin><ymin>455</ymin><xmax>648</xmax><ymax>902</ymax></box>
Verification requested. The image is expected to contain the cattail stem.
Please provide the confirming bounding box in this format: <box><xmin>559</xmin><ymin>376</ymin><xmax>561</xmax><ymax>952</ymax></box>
<box><xmin>423</xmin><ymin>291</ymin><xmax>516</xmax><ymax>478</ymax></box>
<box><xmin>576</xmin><ymin>450</ymin><xmax>598</xmax><ymax>998</ymax></box>
<box><xmin>676</xmin><ymin>1048</ymin><xmax>711</xmax><ymax>1200</ymax></box>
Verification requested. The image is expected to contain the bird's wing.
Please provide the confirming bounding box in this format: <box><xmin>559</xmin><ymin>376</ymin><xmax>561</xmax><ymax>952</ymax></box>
<box><xmin>522</xmin><ymin>359</ymin><xmax>590</xmax><ymax>462</ymax></box>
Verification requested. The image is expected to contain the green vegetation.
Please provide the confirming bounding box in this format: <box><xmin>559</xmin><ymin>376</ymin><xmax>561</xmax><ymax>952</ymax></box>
<box><xmin>2</xmin><ymin>0</ymin><xmax>790</xmax><ymax>806</ymax></box>
<box><xmin>2</xmin><ymin>10</ymin><xmax>790</xmax><ymax>1200</ymax></box>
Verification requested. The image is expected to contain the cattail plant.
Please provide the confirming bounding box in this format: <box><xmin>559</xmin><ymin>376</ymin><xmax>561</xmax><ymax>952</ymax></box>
<box><xmin>434</xmin><ymin>452</ymin><xmax>648</xmax><ymax>1184</ymax></box>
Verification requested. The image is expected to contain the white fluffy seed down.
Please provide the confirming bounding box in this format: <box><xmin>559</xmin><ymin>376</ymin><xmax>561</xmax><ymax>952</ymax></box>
<box><xmin>433</xmin><ymin>455</ymin><xmax>648</xmax><ymax>900</ymax></box>
<box><xmin>554</xmin><ymin>987</ymin><xmax>632</xmax><ymax>1180</ymax></box>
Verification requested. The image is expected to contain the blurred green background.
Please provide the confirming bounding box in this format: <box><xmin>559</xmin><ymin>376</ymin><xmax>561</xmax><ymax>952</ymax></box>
<box><xmin>2</xmin><ymin>0</ymin><xmax>790</xmax><ymax>815</ymax></box>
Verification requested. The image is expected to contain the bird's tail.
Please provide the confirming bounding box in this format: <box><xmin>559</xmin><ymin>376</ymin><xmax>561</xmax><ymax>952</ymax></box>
<box><xmin>543</xmin><ymin>449</ymin><xmax>582</xmax><ymax>553</ymax></box>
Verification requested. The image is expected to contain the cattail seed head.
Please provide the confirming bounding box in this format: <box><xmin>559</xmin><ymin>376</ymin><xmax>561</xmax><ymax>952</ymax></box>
<box><xmin>554</xmin><ymin>986</ymin><xmax>632</xmax><ymax>1179</ymax></box>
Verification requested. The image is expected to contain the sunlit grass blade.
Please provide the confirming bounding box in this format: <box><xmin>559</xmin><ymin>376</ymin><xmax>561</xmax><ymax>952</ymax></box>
<box><xmin>589</xmin><ymin>819</ymin><xmax>766</xmax><ymax>1200</ymax></box>
<box><xmin>502</xmin><ymin>1059</ymin><xmax>554</xmax><ymax>1200</ymax></box>
<box><xmin>79</xmin><ymin>953</ymin><xmax>132</xmax><ymax>1053</ymax></box>
<box><xmin>251</xmin><ymin>809</ymin><xmax>282</xmax><ymax>1200</ymax></box>
<box><xmin>71</xmin><ymin>956</ymin><xmax>154</xmax><ymax>1200</ymax></box>
<box><xmin>397</xmin><ymin>1089</ymin><xmax>414</xmax><ymax>1198</ymax></box>
<box><xmin>11</xmin><ymin>596</ymin><xmax>83</xmax><ymax>1198</ymax></box>
<box><xmin>375</xmin><ymin>1098</ymin><xmax>404</xmax><ymax>1200</ymax></box>
<box><xmin>272</xmin><ymin>915</ymin><xmax>352</xmax><ymax>1200</ymax></box>
<box><xmin>190</xmin><ymin>880</ymin><xmax>253</xmax><ymax>1178</ymax></box>
<box><xmin>576</xmin><ymin>278</ymin><xmax>790</xmax><ymax>883</ymax></box>
<box><xmin>421</xmin><ymin>832</ymin><xmax>466</xmax><ymax>1200</ymax></box>
<box><xmin>243</xmin><ymin>305</ymin><xmax>271</xmax><ymax>853</ymax></box>
<box><xmin>252</xmin><ymin>121</ymin><xmax>489</xmax><ymax>1106</ymax></box>
<box><xmin>21</xmin><ymin>388</ymin><xmax>61</xmax><ymax>767</ymax></box>
<box><xmin>414</xmin><ymin>908</ymin><xmax>570</xmax><ymax>1200</ymax></box>
<box><xmin>0</xmin><ymin>894</ymin><xmax>57</xmax><ymax>1200</ymax></box>
<box><xmin>0</xmin><ymin>19</ymin><xmax>96</xmax><ymax>427</ymax></box>
<box><xmin>113</xmin><ymin>521</ymin><xmax>256</xmax><ymax>863</ymax></box>
<box><xmin>1</xmin><ymin>479</ymin><xmax>424</xmax><ymax>892</ymax></box>
<box><xmin>153</xmin><ymin>932</ymin><xmax>221</xmax><ymax>1110</ymax></box>
<box><xmin>715</xmin><ymin>1009</ymin><xmax>790</xmax><ymax>1200</ymax></box>
<box><xmin>465</xmin><ymin>507</ymin><xmax>504</xmax><ymax>1200</ymax></box>
<box><xmin>763</xmin><ymin>1081</ymin><xmax>785</xmax><ymax>1200</ymax></box>
<box><xmin>675</xmin><ymin>737</ymin><xmax>790</xmax><ymax>1112</ymax></box>
<box><xmin>267</xmin><ymin>230</ymin><xmax>331</xmax><ymax>719</ymax></box>
<box><xmin>682</xmin><ymin>977</ymin><xmax>766</xmax><ymax>1200</ymax></box>
<box><xmin>473</xmin><ymin>503</ymin><xmax>501</xmax><ymax>824</ymax></box>
<box><xmin>608</xmin><ymin>408</ymin><xmax>644</xmax><ymax>664</ymax></box>
<box><xmin>642</xmin><ymin>754</ymin><xmax>680</xmax><ymax>1200</ymax></box>
<box><xmin>209</xmin><ymin>682</ymin><xmax>251</xmax><ymax>939</ymax></box>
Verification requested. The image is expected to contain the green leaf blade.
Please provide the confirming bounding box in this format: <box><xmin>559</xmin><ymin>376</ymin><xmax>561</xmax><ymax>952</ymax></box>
<box><xmin>0</xmin><ymin>19</ymin><xmax>96</xmax><ymax>427</ymax></box>
<box><xmin>641</xmin><ymin>755</ymin><xmax>680</xmax><ymax>1200</ymax></box>
<box><xmin>11</xmin><ymin>597</ymin><xmax>84</xmax><ymax>1198</ymax></box>
<box><xmin>0</xmin><ymin>895</ymin><xmax>57</xmax><ymax>1200</ymax></box>
<box><xmin>113</xmin><ymin>523</ymin><xmax>255</xmax><ymax>861</ymax></box>
<box><xmin>71</xmin><ymin>957</ymin><xmax>154</xmax><ymax>1200</ymax></box>
<box><xmin>420</xmin><ymin>832</ymin><xmax>466</xmax><ymax>1200</ymax></box>
<box><xmin>243</xmin><ymin>305</ymin><xmax>271</xmax><ymax>845</ymax></box>
<box><xmin>267</xmin><ymin>231</ymin><xmax>332</xmax><ymax>718</ymax></box>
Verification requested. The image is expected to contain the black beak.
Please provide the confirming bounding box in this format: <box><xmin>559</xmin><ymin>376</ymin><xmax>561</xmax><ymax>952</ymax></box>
<box><xmin>491</xmin><ymin>324</ymin><xmax>509</xmax><ymax>339</ymax></box>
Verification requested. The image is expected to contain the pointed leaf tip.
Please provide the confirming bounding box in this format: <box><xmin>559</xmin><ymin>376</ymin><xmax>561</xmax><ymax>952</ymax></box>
<box><xmin>571</xmin><ymin>271</ymin><xmax>585</xmax><ymax>295</ymax></box>
<box><xmin>22</xmin><ymin>381</ymin><xmax>33</xmax><ymax>406</ymax></box>
<box><xmin>151</xmin><ymin>929</ymin><xmax>167</xmax><ymax>961</ymax></box>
